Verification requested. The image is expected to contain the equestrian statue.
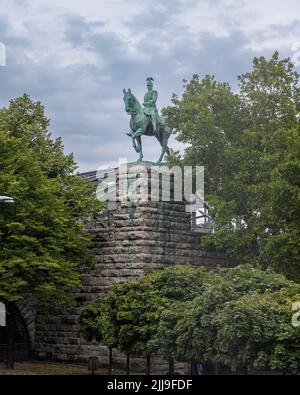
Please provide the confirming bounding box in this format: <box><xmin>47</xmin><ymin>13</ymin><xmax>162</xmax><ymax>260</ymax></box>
<box><xmin>123</xmin><ymin>77</ymin><xmax>172</xmax><ymax>163</ymax></box>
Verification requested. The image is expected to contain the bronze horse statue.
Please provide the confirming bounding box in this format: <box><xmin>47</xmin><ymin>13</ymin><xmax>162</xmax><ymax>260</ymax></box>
<box><xmin>123</xmin><ymin>88</ymin><xmax>172</xmax><ymax>163</ymax></box>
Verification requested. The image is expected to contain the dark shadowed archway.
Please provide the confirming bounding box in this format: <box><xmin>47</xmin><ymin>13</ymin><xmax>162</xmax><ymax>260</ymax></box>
<box><xmin>0</xmin><ymin>302</ymin><xmax>31</xmax><ymax>362</ymax></box>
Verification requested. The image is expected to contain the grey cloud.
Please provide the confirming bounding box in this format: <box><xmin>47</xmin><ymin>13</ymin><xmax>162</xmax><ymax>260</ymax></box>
<box><xmin>63</xmin><ymin>15</ymin><xmax>105</xmax><ymax>45</ymax></box>
<box><xmin>0</xmin><ymin>2</ymin><xmax>299</xmax><ymax>172</ymax></box>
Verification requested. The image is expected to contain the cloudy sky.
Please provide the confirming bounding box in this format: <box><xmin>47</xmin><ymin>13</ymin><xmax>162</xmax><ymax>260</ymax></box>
<box><xmin>0</xmin><ymin>0</ymin><xmax>300</xmax><ymax>172</ymax></box>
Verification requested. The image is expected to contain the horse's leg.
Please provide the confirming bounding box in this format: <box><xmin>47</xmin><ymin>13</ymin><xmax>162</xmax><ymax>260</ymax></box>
<box><xmin>163</xmin><ymin>126</ymin><xmax>172</xmax><ymax>157</ymax></box>
<box><xmin>157</xmin><ymin>150</ymin><xmax>165</xmax><ymax>163</ymax></box>
<box><xmin>156</xmin><ymin>140</ymin><xmax>165</xmax><ymax>163</ymax></box>
<box><xmin>156</xmin><ymin>125</ymin><xmax>172</xmax><ymax>163</ymax></box>
<box><xmin>136</xmin><ymin>136</ymin><xmax>143</xmax><ymax>161</ymax></box>
<box><xmin>132</xmin><ymin>126</ymin><xmax>146</xmax><ymax>161</ymax></box>
<box><xmin>132</xmin><ymin>137</ymin><xmax>141</xmax><ymax>153</ymax></box>
<box><xmin>156</xmin><ymin>126</ymin><xmax>167</xmax><ymax>163</ymax></box>
<box><xmin>126</xmin><ymin>123</ymin><xmax>140</xmax><ymax>153</ymax></box>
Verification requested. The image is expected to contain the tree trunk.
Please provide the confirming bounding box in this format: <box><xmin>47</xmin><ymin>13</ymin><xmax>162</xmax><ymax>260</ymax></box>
<box><xmin>201</xmin><ymin>363</ymin><xmax>214</xmax><ymax>375</ymax></box>
<box><xmin>126</xmin><ymin>354</ymin><xmax>130</xmax><ymax>375</ymax></box>
<box><xmin>241</xmin><ymin>366</ymin><xmax>248</xmax><ymax>375</ymax></box>
<box><xmin>5</xmin><ymin>302</ymin><xmax>15</xmax><ymax>369</ymax></box>
<box><xmin>146</xmin><ymin>354</ymin><xmax>151</xmax><ymax>375</ymax></box>
<box><xmin>190</xmin><ymin>361</ymin><xmax>199</xmax><ymax>375</ymax></box>
<box><xmin>168</xmin><ymin>357</ymin><xmax>175</xmax><ymax>375</ymax></box>
<box><xmin>214</xmin><ymin>363</ymin><xmax>220</xmax><ymax>375</ymax></box>
<box><xmin>108</xmin><ymin>347</ymin><xmax>113</xmax><ymax>375</ymax></box>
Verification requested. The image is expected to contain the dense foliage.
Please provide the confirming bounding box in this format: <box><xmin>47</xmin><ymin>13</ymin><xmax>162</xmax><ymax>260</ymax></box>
<box><xmin>80</xmin><ymin>266</ymin><xmax>211</xmax><ymax>356</ymax></box>
<box><xmin>0</xmin><ymin>94</ymin><xmax>102</xmax><ymax>310</ymax></box>
<box><xmin>175</xmin><ymin>265</ymin><xmax>300</xmax><ymax>373</ymax></box>
<box><xmin>80</xmin><ymin>265</ymin><xmax>300</xmax><ymax>373</ymax></box>
<box><xmin>163</xmin><ymin>52</ymin><xmax>300</xmax><ymax>281</ymax></box>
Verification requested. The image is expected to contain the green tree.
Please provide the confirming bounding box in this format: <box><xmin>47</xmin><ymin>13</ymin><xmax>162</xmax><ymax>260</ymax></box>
<box><xmin>81</xmin><ymin>266</ymin><xmax>213</xmax><ymax>374</ymax></box>
<box><xmin>215</xmin><ymin>286</ymin><xmax>300</xmax><ymax>374</ymax></box>
<box><xmin>79</xmin><ymin>299</ymin><xmax>104</xmax><ymax>343</ymax></box>
<box><xmin>79</xmin><ymin>298</ymin><xmax>117</xmax><ymax>374</ymax></box>
<box><xmin>163</xmin><ymin>74</ymin><xmax>242</xmax><ymax>196</ymax></box>
<box><xmin>0</xmin><ymin>94</ymin><xmax>102</xmax><ymax>317</ymax></box>
<box><xmin>150</xmin><ymin>264</ymin><xmax>213</xmax><ymax>301</ymax></box>
<box><xmin>164</xmin><ymin>52</ymin><xmax>300</xmax><ymax>280</ymax></box>
<box><xmin>149</xmin><ymin>265</ymin><xmax>214</xmax><ymax>373</ymax></box>
<box><xmin>148</xmin><ymin>301</ymin><xmax>185</xmax><ymax>374</ymax></box>
<box><xmin>81</xmin><ymin>264</ymin><xmax>300</xmax><ymax>374</ymax></box>
<box><xmin>100</xmin><ymin>278</ymin><xmax>164</xmax><ymax>375</ymax></box>
<box><xmin>175</xmin><ymin>265</ymin><xmax>291</xmax><ymax>368</ymax></box>
<box><xmin>112</xmin><ymin>278</ymin><xmax>164</xmax><ymax>363</ymax></box>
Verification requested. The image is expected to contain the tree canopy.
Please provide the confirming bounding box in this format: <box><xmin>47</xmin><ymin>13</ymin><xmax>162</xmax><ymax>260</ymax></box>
<box><xmin>175</xmin><ymin>265</ymin><xmax>297</xmax><ymax>371</ymax></box>
<box><xmin>215</xmin><ymin>286</ymin><xmax>300</xmax><ymax>374</ymax></box>
<box><xmin>80</xmin><ymin>266</ymin><xmax>212</xmax><ymax>358</ymax></box>
<box><xmin>80</xmin><ymin>264</ymin><xmax>300</xmax><ymax>373</ymax></box>
<box><xmin>163</xmin><ymin>52</ymin><xmax>300</xmax><ymax>281</ymax></box>
<box><xmin>0</xmin><ymin>94</ymin><xmax>102</xmax><ymax>309</ymax></box>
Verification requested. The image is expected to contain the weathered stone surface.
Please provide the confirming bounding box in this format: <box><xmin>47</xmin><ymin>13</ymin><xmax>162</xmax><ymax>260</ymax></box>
<box><xmin>31</xmin><ymin>165</ymin><xmax>231</xmax><ymax>373</ymax></box>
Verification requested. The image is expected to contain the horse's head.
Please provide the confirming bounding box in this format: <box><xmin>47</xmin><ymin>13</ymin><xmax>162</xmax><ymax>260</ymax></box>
<box><xmin>123</xmin><ymin>88</ymin><xmax>136</xmax><ymax>115</ymax></box>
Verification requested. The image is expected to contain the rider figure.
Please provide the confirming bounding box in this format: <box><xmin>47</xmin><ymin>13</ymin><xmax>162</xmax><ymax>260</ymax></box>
<box><xmin>143</xmin><ymin>77</ymin><xmax>159</xmax><ymax>136</ymax></box>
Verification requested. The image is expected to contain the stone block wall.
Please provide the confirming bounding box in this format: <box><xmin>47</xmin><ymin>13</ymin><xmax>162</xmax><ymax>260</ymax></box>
<box><xmin>32</xmin><ymin>164</ymin><xmax>231</xmax><ymax>372</ymax></box>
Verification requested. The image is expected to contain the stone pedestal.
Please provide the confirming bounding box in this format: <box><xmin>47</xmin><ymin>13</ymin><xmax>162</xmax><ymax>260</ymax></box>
<box><xmin>33</xmin><ymin>162</ymin><xmax>231</xmax><ymax>372</ymax></box>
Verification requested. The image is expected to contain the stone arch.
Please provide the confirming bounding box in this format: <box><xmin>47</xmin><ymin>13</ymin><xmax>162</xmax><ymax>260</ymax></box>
<box><xmin>0</xmin><ymin>301</ymin><xmax>33</xmax><ymax>361</ymax></box>
<box><xmin>15</xmin><ymin>300</ymin><xmax>35</xmax><ymax>348</ymax></box>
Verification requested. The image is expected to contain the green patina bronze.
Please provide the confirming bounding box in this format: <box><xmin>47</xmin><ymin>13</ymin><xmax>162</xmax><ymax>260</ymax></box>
<box><xmin>123</xmin><ymin>78</ymin><xmax>172</xmax><ymax>163</ymax></box>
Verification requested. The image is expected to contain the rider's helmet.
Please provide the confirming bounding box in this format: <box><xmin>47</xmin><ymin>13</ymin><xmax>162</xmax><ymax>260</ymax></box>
<box><xmin>146</xmin><ymin>77</ymin><xmax>154</xmax><ymax>88</ymax></box>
